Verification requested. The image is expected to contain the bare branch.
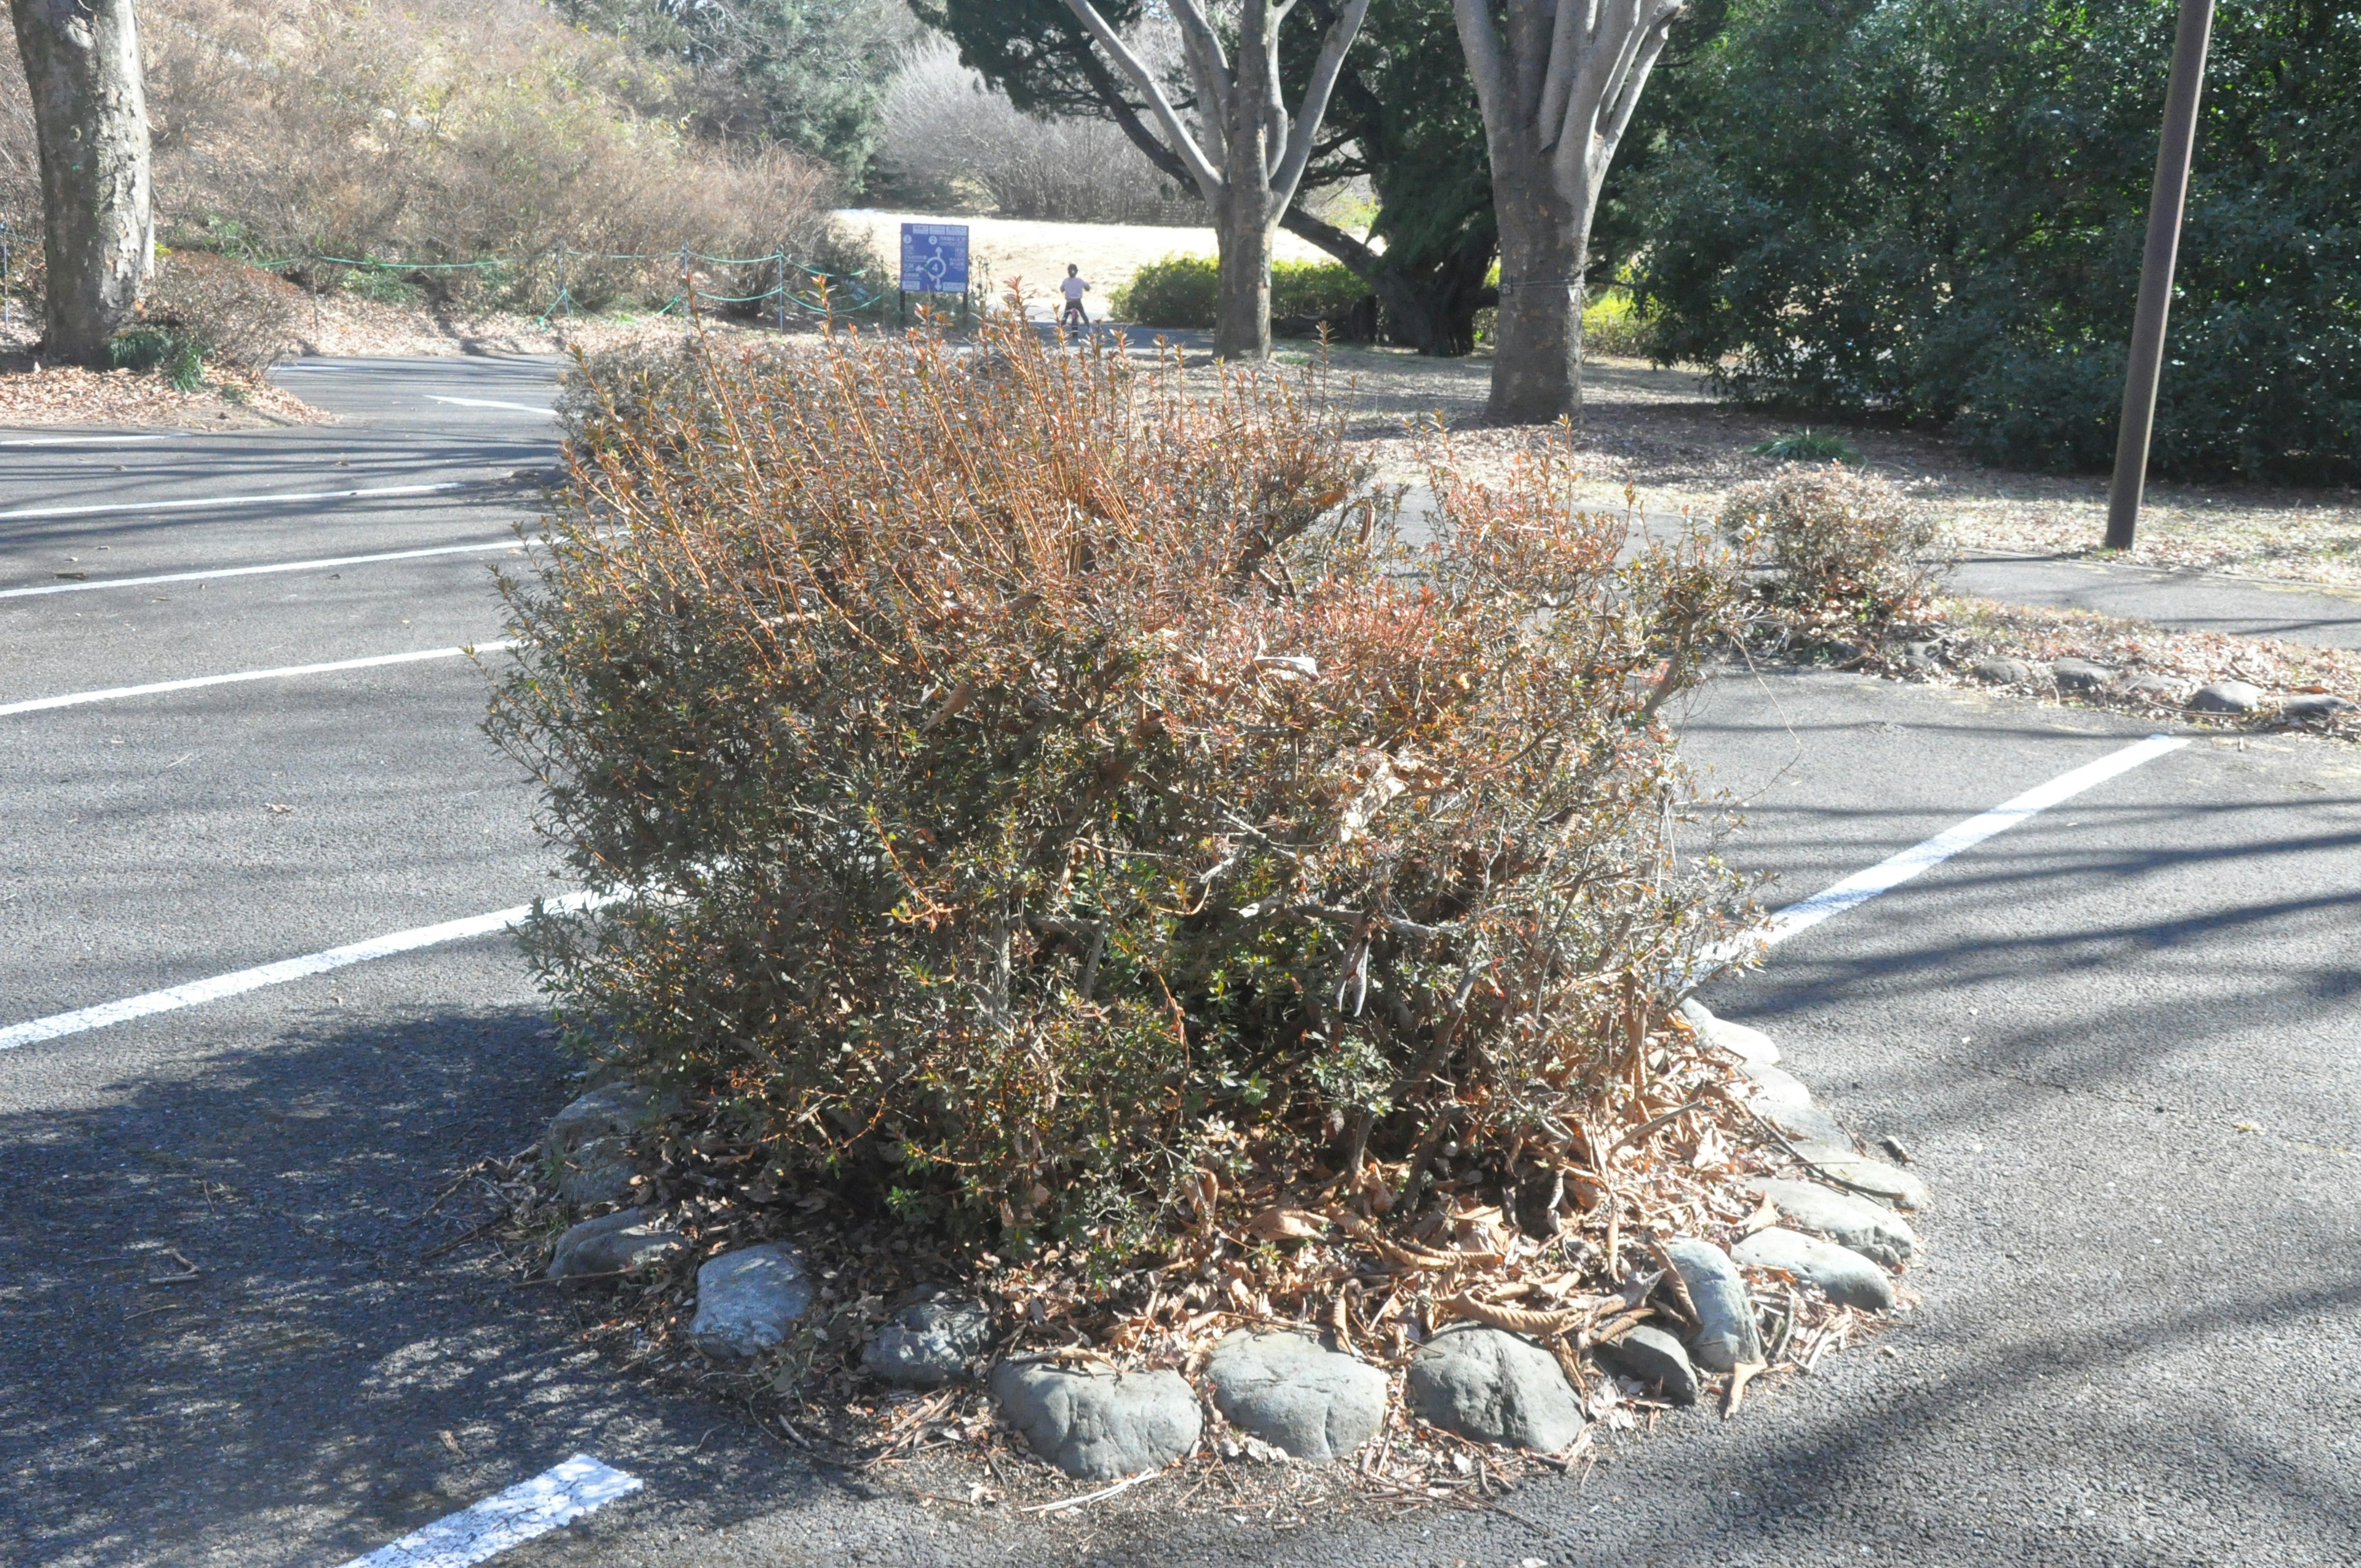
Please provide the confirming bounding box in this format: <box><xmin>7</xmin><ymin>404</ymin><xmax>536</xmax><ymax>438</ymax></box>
<box><xmin>1271</xmin><ymin>0</ymin><xmax>1374</xmax><ymax>206</ymax></box>
<box><xmin>1452</xmin><ymin>0</ymin><xmax>1517</xmax><ymax>152</ymax></box>
<box><xmin>1061</xmin><ymin>0</ymin><xmax>1224</xmax><ymax>196</ymax></box>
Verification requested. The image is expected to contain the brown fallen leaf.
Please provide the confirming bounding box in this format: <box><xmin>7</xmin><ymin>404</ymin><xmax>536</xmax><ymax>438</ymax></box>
<box><xmin>1243</xmin><ymin>1205</ymin><xmax>1329</xmax><ymax>1242</ymax></box>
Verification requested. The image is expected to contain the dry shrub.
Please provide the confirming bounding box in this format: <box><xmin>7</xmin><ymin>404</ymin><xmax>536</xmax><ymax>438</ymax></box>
<box><xmin>1717</xmin><ymin>464</ymin><xmax>1945</xmax><ymax>638</ymax></box>
<box><xmin>142</xmin><ymin>250</ymin><xmax>301</xmax><ymax>371</ymax></box>
<box><xmin>874</xmin><ymin>36</ymin><xmax>1202</xmax><ymax>226</ymax></box>
<box><xmin>0</xmin><ymin>1</ymin><xmax>863</xmax><ymax>314</ymax></box>
<box><xmin>492</xmin><ymin>310</ymin><xmax>1749</xmax><ymax>1261</ymax></box>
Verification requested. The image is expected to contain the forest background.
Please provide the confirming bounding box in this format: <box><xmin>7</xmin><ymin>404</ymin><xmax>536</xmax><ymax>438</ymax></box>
<box><xmin>0</xmin><ymin>0</ymin><xmax>2351</xmax><ymax>481</ymax></box>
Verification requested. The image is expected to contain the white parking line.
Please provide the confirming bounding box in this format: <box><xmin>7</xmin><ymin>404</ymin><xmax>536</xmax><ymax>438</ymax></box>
<box><xmin>0</xmin><ymin>480</ymin><xmax>474</xmax><ymax>523</ymax></box>
<box><xmin>334</xmin><ymin>1454</ymin><xmax>641</xmax><ymax>1568</ymax></box>
<box><xmin>0</xmin><ymin>538</ymin><xmax>526</xmax><ymax>600</ymax></box>
<box><xmin>0</xmin><ymin>434</ymin><xmax>186</xmax><ymax>446</ymax></box>
<box><xmin>1707</xmin><ymin>732</ymin><xmax>2191</xmax><ymax>966</ymax></box>
<box><xmin>427</xmin><ymin>396</ymin><xmax>555</xmax><ymax>416</ymax></box>
<box><xmin>0</xmin><ymin>639</ymin><xmax>517</xmax><ymax>717</ymax></box>
<box><xmin>0</xmin><ymin>889</ymin><xmax>613</xmax><ymax>1051</ymax></box>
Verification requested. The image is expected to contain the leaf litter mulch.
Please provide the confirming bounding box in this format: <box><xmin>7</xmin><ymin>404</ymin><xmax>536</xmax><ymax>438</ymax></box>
<box><xmin>0</xmin><ymin>335</ymin><xmax>328</xmax><ymax>430</ymax></box>
<box><xmin>422</xmin><ymin>1012</ymin><xmax>1904</xmax><ymax>1534</ymax></box>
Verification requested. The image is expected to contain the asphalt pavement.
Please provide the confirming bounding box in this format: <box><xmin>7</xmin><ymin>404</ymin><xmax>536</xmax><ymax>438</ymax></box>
<box><xmin>1950</xmin><ymin>553</ymin><xmax>2361</xmax><ymax>651</ymax></box>
<box><xmin>2</xmin><ymin>356</ymin><xmax>2355</xmax><ymax>1567</ymax></box>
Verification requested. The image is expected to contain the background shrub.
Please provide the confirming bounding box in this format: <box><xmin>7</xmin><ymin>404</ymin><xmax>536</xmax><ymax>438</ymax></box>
<box><xmin>1111</xmin><ymin>255</ymin><xmax>1375</xmax><ymax>335</ymax></box>
<box><xmin>1718</xmin><ymin>465</ymin><xmax>1943</xmax><ymax>636</ymax></box>
<box><xmin>0</xmin><ymin>0</ymin><xmax>864</xmax><ymax>318</ymax></box>
<box><xmin>141</xmin><ymin>250</ymin><xmax>302</xmax><ymax>373</ymax></box>
<box><xmin>494</xmin><ymin>311</ymin><xmax>1746</xmax><ymax>1257</ymax></box>
<box><xmin>871</xmin><ymin>36</ymin><xmax>1204</xmax><ymax>225</ymax></box>
<box><xmin>1631</xmin><ymin>0</ymin><xmax>2361</xmax><ymax>481</ymax></box>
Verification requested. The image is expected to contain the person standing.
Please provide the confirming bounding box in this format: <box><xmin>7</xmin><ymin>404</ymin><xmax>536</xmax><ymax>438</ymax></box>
<box><xmin>1058</xmin><ymin>265</ymin><xmax>1091</xmax><ymax>330</ymax></box>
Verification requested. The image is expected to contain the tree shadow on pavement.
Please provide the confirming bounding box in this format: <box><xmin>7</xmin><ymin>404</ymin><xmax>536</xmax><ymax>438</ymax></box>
<box><xmin>0</xmin><ymin>1003</ymin><xmax>872</xmax><ymax>1568</ymax></box>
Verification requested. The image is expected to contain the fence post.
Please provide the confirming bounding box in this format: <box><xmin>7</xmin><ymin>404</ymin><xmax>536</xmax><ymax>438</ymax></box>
<box><xmin>556</xmin><ymin>244</ymin><xmax>569</xmax><ymax>322</ymax></box>
<box><xmin>679</xmin><ymin>244</ymin><xmax>694</xmax><ymax>317</ymax></box>
<box><xmin>1</xmin><ymin>226</ymin><xmax>10</xmax><ymax>328</ymax></box>
<box><xmin>776</xmin><ymin>250</ymin><xmax>787</xmax><ymax>333</ymax></box>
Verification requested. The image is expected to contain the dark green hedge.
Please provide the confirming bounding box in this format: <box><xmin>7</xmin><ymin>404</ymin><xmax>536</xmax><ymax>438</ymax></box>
<box><xmin>1632</xmin><ymin>0</ymin><xmax>2361</xmax><ymax>481</ymax></box>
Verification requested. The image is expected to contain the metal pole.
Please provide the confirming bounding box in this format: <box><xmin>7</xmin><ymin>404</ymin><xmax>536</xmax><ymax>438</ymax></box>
<box><xmin>557</xmin><ymin>244</ymin><xmax>570</xmax><ymax>321</ymax></box>
<box><xmin>2105</xmin><ymin>0</ymin><xmax>2215</xmax><ymax>551</ymax></box>
<box><xmin>776</xmin><ymin>250</ymin><xmax>787</xmax><ymax>333</ymax></box>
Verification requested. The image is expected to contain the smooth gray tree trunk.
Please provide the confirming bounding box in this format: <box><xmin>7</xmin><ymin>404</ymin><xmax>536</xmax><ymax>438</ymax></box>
<box><xmin>10</xmin><ymin>0</ymin><xmax>152</xmax><ymax>367</ymax></box>
<box><xmin>1453</xmin><ymin>0</ymin><xmax>1680</xmax><ymax>423</ymax></box>
<box><xmin>1486</xmin><ymin>144</ymin><xmax>1585</xmax><ymax>422</ymax></box>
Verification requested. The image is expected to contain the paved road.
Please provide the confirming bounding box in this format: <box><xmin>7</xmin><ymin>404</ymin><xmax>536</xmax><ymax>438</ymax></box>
<box><xmin>2</xmin><ymin>357</ymin><xmax>2355</xmax><ymax>1567</ymax></box>
<box><xmin>1952</xmin><ymin>552</ymin><xmax>2361</xmax><ymax>651</ymax></box>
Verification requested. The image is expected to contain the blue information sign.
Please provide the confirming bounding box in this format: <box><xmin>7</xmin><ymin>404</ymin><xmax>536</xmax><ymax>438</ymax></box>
<box><xmin>899</xmin><ymin>223</ymin><xmax>971</xmax><ymax>293</ymax></box>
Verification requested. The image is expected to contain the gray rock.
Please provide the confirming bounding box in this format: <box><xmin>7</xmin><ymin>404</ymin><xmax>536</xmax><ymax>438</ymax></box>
<box><xmin>2282</xmin><ymin>692</ymin><xmax>2355</xmax><ymax>723</ymax></box>
<box><xmin>1679</xmin><ymin>1000</ymin><xmax>1780</xmax><ymax>1064</ymax></box>
<box><xmin>1659</xmin><ymin>1237</ymin><xmax>1763</xmax><ymax>1373</ymax></box>
<box><xmin>1203</xmin><ymin>1330</ymin><xmax>1386</xmax><ymax>1462</ymax></box>
<box><xmin>547</xmin><ymin>1206</ymin><xmax>685</xmax><ymax>1279</ymax></box>
<box><xmin>1757</xmin><ymin>1095</ymin><xmax>1857</xmax><ymax>1151</ymax></box>
<box><xmin>1733</xmin><ymin>1226</ymin><xmax>1897</xmax><ymax>1311</ymax></box>
<box><xmin>2189</xmin><ymin>680</ymin><xmax>2263</xmax><ymax>715</ymax></box>
<box><xmin>1971</xmin><ymin>655</ymin><xmax>2033</xmax><ymax>686</ymax></box>
<box><xmin>2051</xmin><ymin>659</ymin><xmax>2116</xmax><ymax>693</ymax></box>
<box><xmin>548</xmin><ymin>1084</ymin><xmax>655</xmax><ymax>1209</ymax></box>
<box><xmin>1739</xmin><ymin>1058</ymin><xmax>1813</xmax><ymax>1112</ymax></box>
<box><xmin>1406</xmin><ymin>1326</ymin><xmax>1585</xmax><ymax>1453</ymax></box>
<box><xmin>549</xmin><ymin>1082</ymin><xmax>653</xmax><ymax>1148</ymax></box>
<box><xmin>687</xmin><ymin>1243</ymin><xmax>813</xmax><ymax>1357</ymax></box>
<box><xmin>989</xmin><ymin>1360</ymin><xmax>1202</xmax><ymax>1479</ymax></box>
<box><xmin>1787</xmin><ymin>1143</ymin><xmax>1932</xmax><ymax>1211</ymax></box>
<box><xmin>863</xmin><ymin>1291</ymin><xmax>994</xmax><ymax>1388</ymax></box>
<box><xmin>1593</xmin><ymin>1324</ymin><xmax>1698</xmax><ymax>1406</ymax></box>
<box><xmin>2121</xmin><ymin>674</ymin><xmax>2182</xmax><ymax>702</ymax></box>
<box><xmin>1750</xmin><ymin>1178</ymin><xmax>1920</xmax><ymax>1268</ymax></box>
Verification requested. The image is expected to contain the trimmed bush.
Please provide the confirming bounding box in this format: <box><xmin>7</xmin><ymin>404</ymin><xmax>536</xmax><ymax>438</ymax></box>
<box><xmin>1718</xmin><ymin>465</ymin><xmax>1943</xmax><ymax>635</ymax></box>
<box><xmin>494</xmin><ymin>309</ymin><xmax>1746</xmax><ymax>1261</ymax></box>
<box><xmin>1110</xmin><ymin>255</ymin><xmax>1374</xmax><ymax>335</ymax></box>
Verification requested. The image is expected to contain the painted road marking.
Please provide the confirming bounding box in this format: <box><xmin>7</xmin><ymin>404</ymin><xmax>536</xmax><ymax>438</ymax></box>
<box><xmin>334</xmin><ymin>1454</ymin><xmax>641</xmax><ymax>1568</ymax></box>
<box><xmin>0</xmin><ymin>434</ymin><xmax>186</xmax><ymax>446</ymax></box>
<box><xmin>0</xmin><ymin>737</ymin><xmax>2193</xmax><ymax>1053</ymax></box>
<box><xmin>0</xmin><ymin>539</ymin><xmax>526</xmax><ymax>600</ymax></box>
<box><xmin>1708</xmin><ymin>732</ymin><xmax>2191</xmax><ymax>966</ymax></box>
<box><xmin>0</xmin><ymin>889</ymin><xmax>614</xmax><ymax>1051</ymax></box>
<box><xmin>427</xmin><ymin>396</ymin><xmax>555</xmax><ymax>416</ymax></box>
<box><xmin>0</xmin><ymin>481</ymin><xmax>473</xmax><ymax>523</ymax></box>
<box><xmin>0</xmin><ymin>640</ymin><xmax>518</xmax><ymax>717</ymax></box>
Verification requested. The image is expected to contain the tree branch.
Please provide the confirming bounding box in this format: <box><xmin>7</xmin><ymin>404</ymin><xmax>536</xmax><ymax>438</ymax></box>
<box><xmin>1270</xmin><ymin>0</ymin><xmax>1373</xmax><ymax>207</ymax></box>
<box><xmin>1061</xmin><ymin>0</ymin><xmax>1224</xmax><ymax>196</ymax></box>
<box><xmin>1451</xmin><ymin>0</ymin><xmax>1516</xmax><ymax>153</ymax></box>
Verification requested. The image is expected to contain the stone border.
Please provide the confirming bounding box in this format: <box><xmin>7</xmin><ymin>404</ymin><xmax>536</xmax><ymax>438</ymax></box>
<box><xmin>538</xmin><ymin>1001</ymin><xmax>1928</xmax><ymax>1482</ymax></box>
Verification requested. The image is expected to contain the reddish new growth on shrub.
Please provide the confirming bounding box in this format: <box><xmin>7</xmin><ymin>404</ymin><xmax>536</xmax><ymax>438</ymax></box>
<box><xmin>491</xmin><ymin>306</ymin><xmax>1755</xmax><ymax>1276</ymax></box>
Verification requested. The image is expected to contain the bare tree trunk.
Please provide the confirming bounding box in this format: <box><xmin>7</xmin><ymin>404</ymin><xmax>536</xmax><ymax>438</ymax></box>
<box><xmin>1453</xmin><ymin>0</ymin><xmax>1679</xmax><ymax>422</ymax></box>
<box><xmin>1487</xmin><ymin>143</ymin><xmax>1586</xmax><ymax>421</ymax></box>
<box><xmin>10</xmin><ymin>0</ymin><xmax>152</xmax><ymax>367</ymax></box>
<box><xmin>1064</xmin><ymin>0</ymin><xmax>1370</xmax><ymax>360</ymax></box>
<box><xmin>1214</xmin><ymin>193</ymin><xmax>1275</xmax><ymax>359</ymax></box>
